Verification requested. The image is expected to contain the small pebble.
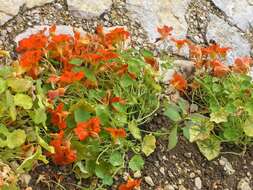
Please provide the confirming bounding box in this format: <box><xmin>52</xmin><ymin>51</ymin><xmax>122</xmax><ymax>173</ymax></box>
<box><xmin>145</xmin><ymin>176</ymin><xmax>155</xmax><ymax>186</ymax></box>
<box><xmin>164</xmin><ymin>184</ymin><xmax>175</xmax><ymax>190</ymax></box>
<box><xmin>189</xmin><ymin>172</ymin><xmax>195</xmax><ymax>178</ymax></box>
<box><xmin>195</xmin><ymin>177</ymin><xmax>202</xmax><ymax>189</ymax></box>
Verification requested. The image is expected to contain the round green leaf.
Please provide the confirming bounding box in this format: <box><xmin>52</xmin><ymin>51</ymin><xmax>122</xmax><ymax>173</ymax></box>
<box><xmin>129</xmin><ymin>155</ymin><xmax>144</xmax><ymax>172</ymax></box>
<box><xmin>142</xmin><ymin>134</ymin><xmax>156</xmax><ymax>156</ymax></box>
<box><xmin>14</xmin><ymin>94</ymin><xmax>33</xmax><ymax>109</ymax></box>
<box><xmin>109</xmin><ymin>151</ymin><xmax>123</xmax><ymax>167</ymax></box>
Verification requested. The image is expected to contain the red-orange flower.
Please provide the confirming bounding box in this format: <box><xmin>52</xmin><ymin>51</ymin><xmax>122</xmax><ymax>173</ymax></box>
<box><xmin>74</xmin><ymin>117</ymin><xmax>101</xmax><ymax>141</ymax></box>
<box><xmin>233</xmin><ymin>57</ymin><xmax>253</xmax><ymax>74</ymax></box>
<box><xmin>47</xmin><ymin>75</ymin><xmax>60</xmax><ymax>84</ymax></box>
<box><xmin>105</xmin><ymin>128</ymin><xmax>127</xmax><ymax>140</ymax></box>
<box><xmin>105</xmin><ymin>27</ymin><xmax>130</xmax><ymax>46</ymax></box>
<box><xmin>97</xmin><ymin>49</ymin><xmax>119</xmax><ymax>61</ymax></box>
<box><xmin>170</xmin><ymin>73</ymin><xmax>187</xmax><ymax>91</ymax></box>
<box><xmin>60</xmin><ymin>71</ymin><xmax>84</xmax><ymax>84</ymax></box>
<box><xmin>51</xmin><ymin>34</ymin><xmax>72</xmax><ymax>44</ymax></box>
<box><xmin>19</xmin><ymin>49</ymin><xmax>43</xmax><ymax>78</ymax></box>
<box><xmin>49</xmin><ymin>103</ymin><xmax>69</xmax><ymax>130</ymax></box>
<box><xmin>171</xmin><ymin>38</ymin><xmax>188</xmax><ymax>50</ymax></box>
<box><xmin>16</xmin><ymin>32</ymin><xmax>47</xmax><ymax>52</ymax></box>
<box><xmin>144</xmin><ymin>57</ymin><xmax>159</xmax><ymax>70</ymax></box>
<box><xmin>118</xmin><ymin>179</ymin><xmax>141</xmax><ymax>190</ymax></box>
<box><xmin>209</xmin><ymin>60</ymin><xmax>230</xmax><ymax>77</ymax></box>
<box><xmin>157</xmin><ymin>25</ymin><xmax>173</xmax><ymax>40</ymax></box>
<box><xmin>213</xmin><ymin>65</ymin><xmax>230</xmax><ymax>77</ymax></box>
<box><xmin>49</xmin><ymin>130</ymin><xmax>77</xmax><ymax>165</ymax></box>
<box><xmin>201</xmin><ymin>44</ymin><xmax>231</xmax><ymax>59</ymax></box>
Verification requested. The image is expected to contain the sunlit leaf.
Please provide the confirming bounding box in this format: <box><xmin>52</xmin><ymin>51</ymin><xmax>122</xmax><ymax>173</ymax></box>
<box><xmin>0</xmin><ymin>125</ymin><xmax>26</xmax><ymax>149</ymax></box>
<box><xmin>142</xmin><ymin>134</ymin><xmax>156</xmax><ymax>156</ymax></box>
<box><xmin>210</xmin><ymin>108</ymin><xmax>228</xmax><ymax>123</ymax></box>
<box><xmin>7</xmin><ymin>78</ymin><xmax>33</xmax><ymax>93</ymax></box>
<box><xmin>197</xmin><ymin>136</ymin><xmax>221</xmax><ymax>161</ymax></box>
<box><xmin>129</xmin><ymin>155</ymin><xmax>144</xmax><ymax>172</ymax></box>
<box><xmin>243</xmin><ymin>117</ymin><xmax>253</xmax><ymax>137</ymax></box>
<box><xmin>109</xmin><ymin>151</ymin><xmax>124</xmax><ymax>167</ymax></box>
<box><xmin>0</xmin><ymin>78</ymin><xmax>6</xmax><ymax>94</ymax></box>
<box><xmin>35</xmin><ymin>127</ymin><xmax>54</xmax><ymax>153</ymax></box>
<box><xmin>128</xmin><ymin>121</ymin><xmax>141</xmax><ymax>140</ymax></box>
<box><xmin>70</xmin><ymin>58</ymin><xmax>84</xmax><ymax>65</ymax></box>
<box><xmin>17</xmin><ymin>146</ymin><xmax>48</xmax><ymax>173</ymax></box>
<box><xmin>14</xmin><ymin>94</ymin><xmax>33</xmax><ymax>110</ymax></box>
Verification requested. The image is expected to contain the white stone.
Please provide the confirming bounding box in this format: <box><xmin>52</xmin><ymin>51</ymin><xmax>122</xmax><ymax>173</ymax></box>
<box><xmin>237</xmin><ymin>178</ymin><xmax>251</xmax><ymax>190</ymax></box>
<box><xmin>0</xmin><ymin>0</ymin><xmax>54</xmax><ymax>26</ymax></box>
<box><xmin>219</xmin><ymin>156</ymin><xmax>235</xmax><ymax>175</ymax></box>
<box><xmin>67</xmin><ymin>0</ymin><xmax>113</xmax><ymax>18</ymax></box>
<box><xmin>144</xmin><ymin>176</ymin><xmax>155</xmax><ymax>186</ymax></box>
<box><xmin>212</xmin><ymin>0</ymin><xmax>253</xmax><ymax>31</ymax></box>
<box><xmin>15</xmin><ymin>25</ymin><xmax>85</xmax><ymax>44</ymax></box>
<box><xmin>126</xmin><ymin>0</ymin><xmax>190</xmax><ymax>41</ymax></box>
<box><xmin>207</xmin><ymin>14</ymin><xmax>251</xmax><ymax>65</ymax></box>
<box><xmin>194</xmin><ymin>177</ymin><xmax>202</xmax><ymax>190</ymax></box>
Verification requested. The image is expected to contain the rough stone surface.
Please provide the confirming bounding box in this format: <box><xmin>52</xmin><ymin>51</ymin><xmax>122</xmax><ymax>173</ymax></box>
<box><xmin>67</xmin><ymin>0</ymin><xmax>113</xmax><ymax>18</ymax></box>
<box><xmin>194</xmin><ymin>177</ymin><xmax>202</xmax><ymax>190</ymax></box>
<box><xmin>207</xmin><ymin>14</ymin><xmax>251</xmax><ymax>64</ymax></box>
<box><xmin>237</xmin><ymin>178</ymin><xmax>251</xmax><ymax>190</ymax></box>
<box><xmin>212</xmin><ymin>0</ymin><xmax>253</xmax><ymax>31</ymax></box>
<box><xmin>0</xmin><ymin>0</ymin><xmax>54</xmax><ymax>25</ymax></box>
<box><xmin>126</xmin><ymin>0</ymin><xmax>190</xmax><ymax>41</ymax></box>
<box><xmin>14</xmin><ymin>25</ymin><xmax>85</xmax><ymax>44</ymax></box>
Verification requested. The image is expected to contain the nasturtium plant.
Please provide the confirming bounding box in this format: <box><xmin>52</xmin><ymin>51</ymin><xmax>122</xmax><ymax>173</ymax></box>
<box><xmin>162</xmin><ymin>25</ymin><xmax>253</xmax><ymax>160</ymax></box>
<box><xmin>0</xmin><ymin>25</ymin><xmax>163</xmax><ymax>188</ymax></box>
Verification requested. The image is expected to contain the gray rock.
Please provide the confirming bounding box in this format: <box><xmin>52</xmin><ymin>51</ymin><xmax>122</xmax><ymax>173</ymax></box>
<box><xmin>144</xmin><ymin>176</ymin><xmax>155</xmax><ymax>186</ymax></box>
<box><xmin>15</xmin><ymin>25</ymin><xmax>85</xmax><ymax>45</ymax></box>
<box><xmin>164</xmin><ymin>185</ymin><xmax>175</xmax><ymax>190</ymax></box>
<box><xmin>219</xmin><ymin>156</ymin><xmax>235</xmax><ymax>175</ymax></box>
<box><xmin>212</xmin><ymin>0</ymin><xmax>253</xmax><ymax>31</ymax></box>
<box><xmin>237</xmin><ymin>178</ymin><xmax>251</xmax><ymax>190</ymax></box>
<box><xmin>207</xmin><ymin>14</ymin><xmax>251</xmax><ymax>65</ymax></box>
<box><xmin>0</xmin><ymin>0</ymin><xmax>54</xmax><ymax>26</ymax></box>
<box><xmin>67</xmin><ymin>0</ymin><xmax>112</xmax><ymax>18</ymax></box>
<box><xmin>126</xmin><ymin>0</ymin><xmax>190</xmax><ymax>41</ymax></box>
<box><xmin>195</xmin><ymin>177</ymin><xmax>202</xmax><ymax>189</ymax></box>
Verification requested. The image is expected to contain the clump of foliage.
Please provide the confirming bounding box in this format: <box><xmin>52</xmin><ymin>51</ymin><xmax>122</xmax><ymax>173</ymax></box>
<box><xmin>160</xmin><ymin>25</ymin><xmax>253</xmax><ymax>160</ymax></box>
<box><xmin>0</xmin><ymin>25</ymin><xmax>162</xmax><ymax>189</ymax></box>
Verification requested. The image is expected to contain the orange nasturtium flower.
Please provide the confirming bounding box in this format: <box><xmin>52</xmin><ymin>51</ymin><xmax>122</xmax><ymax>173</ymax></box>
<box><xmin>74</xmin><ymin>117</ymin><xmax>101</xmax><ymax>141</ymax></box>
<box><xmin>49</xmin><ymin>130</ymin><xmax>77</xmax><ymax>165</ymax></box>
<box><xmin>170</xmin><ymin>72</ymin><xmax>187</xmax><ymax>91</ymax></box>
<box><xmin>171</xmin><ymin>38</ymin><xmax>188</xmax><ymax>50</ymax></box>
<box><xmin>47</xmin><ymin>88</ymin><xmax>65</xmax><ymax>100</ymax></box>
<box><xmin>233</xmin><ymin>57</ymin><xmax>253</xmax><ymax>74</ymax></box>
<box><xmin>105</xmin><ymin>27</ymin><xmax>130</xmax><ymax>46</ymax></box>
<box><xmin>60</xmin><ymin>71</ymin><xmax>84</xmax><ymax>84</ymax></box>
<box><xmin>144</xmin><ymin>57</ymin><xmax>159</xmax><ymax>71</ymax></box>
<box><xmin>49</xmin><ymin>103</ymin><xmax>69</xmax><ymax>130</ymax></box>
<box><xmin>118</xmin><ymin>179</ymin><xmax>141</xmax><ymax>190</ymax></box>
<box><xmin>201</xmin><ymin>44</ymin><xmax>231</xmax><ymax>59</ymax></box>
<box><xmin>105</xmin><ymin>128</ymin><xmax>127</xmax><ymax>140</ymax></box>
<box><xmin>157</xmin><ymin>25</ymin><xmax>173</xmax><ymax>40</ymax></box>
<box><xmin>16</xmin><ymin>32</ymin><xmax>47</xmax><ymax>52</ymax></box>
<box><xmin>19</xmin><ymin>49</ymin><xmax>43</xmax><ymax>78</ymax></box>
<box><xmin>209</xmin><ymin>60</ymin><xmax>230</xmax><ymax>77</ymax></box>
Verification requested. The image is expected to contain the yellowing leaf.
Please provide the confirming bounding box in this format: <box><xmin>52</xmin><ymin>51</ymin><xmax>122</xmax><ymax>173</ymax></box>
<box><xmin>197</xmin><ymin>136</ymin><xmax>221</xmax><ymax>161</ymax></box>
<box><xmin>17</xmin><ymin>146</ymin><xmax>48</xmax><ymax>173</ymax></box>
<box><xmin>14</xmin><ymin>94</ymin><xmax>33</xmax><ymax>109</ymax></box>
<box><xmin>128</xmin><ymin>121</ymin><xmax>141</xmax><ymax>140</ymax></box>
<box><xmin>0</xmin><ymin>125</ymin><xmax>26</xmax><ymax>149</ymax></box>
<box><xmin>189</xmin><ymin>123</ymin><xmax>213</xmax><ymax>142</ymax></box>
<box><xmin>7</xmin><ymin>78</ymin><xmax>33</xmax><ymax>93</ymax></box>
<box><xmin>0</xmin><ymin>78</ymin><xmax>6</xmax><ymax>94</ymax></box>
<box><xmin>210</xmin><ymin>108</ymin><xmax>228</xmax><ymax>123</ymax></box>
<box><xmin>243</xmin><ymin>118</ymin><xmax>253</xmax><ymax>137</ymax></box>
<box><xmin>142</xmin><ymin>134</ymin><xmax>156</xmax><ymax>156</ymax></box>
